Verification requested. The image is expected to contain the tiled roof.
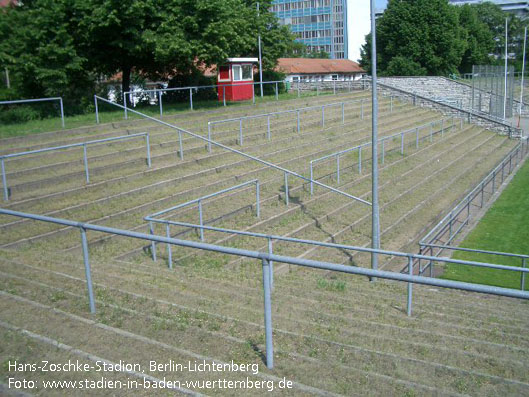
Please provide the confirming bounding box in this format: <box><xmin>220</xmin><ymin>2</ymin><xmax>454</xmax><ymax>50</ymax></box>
<box><xmin>276</xmin><ymin>58</ymin><xmax>365</xmax><ymax>75</ymax></box>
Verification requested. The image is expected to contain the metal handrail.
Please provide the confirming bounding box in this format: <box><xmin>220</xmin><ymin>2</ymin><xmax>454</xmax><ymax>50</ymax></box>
<box><xmin>1</xmin><ymin>132</ymin><xmax>151</xmax><ymax>201</ymax></box>
<box><xmin>1</xmin><ymin>207</ymin><xmax>528</xmax><ymax>370</ymax></box>
<box><xmin>145</xmin><ymin>180</ymin><xmax>260</xmax><ymax>246</ymax></box>
<box><xmin>94</xmin><ymin>96</ymin><xmax>371</xmax><ymax>207</ymax></box>
<box><xmin>309</xmin><ymin>117</ymin><xmax>457</xmax><ymax>194</ymax></box>
<box><xmin>206</xmin><ymin>97</ymin><xmax>376</xmax><ymax>150</ymax></box>
<box><xmin>0</xmin><ymin>97</ymin><xmax>65</xmax><ymax>128</ymax></box>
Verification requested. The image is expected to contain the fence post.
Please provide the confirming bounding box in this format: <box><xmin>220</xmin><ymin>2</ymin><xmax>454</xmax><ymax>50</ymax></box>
<box><xmin>297</xmin><ymin>82</ymin><xmax>300</xmax><ymax>98</ymax></box>
<box><xmin>480</xmin><ymin>181</ymin><xmax>485</xmax><ymax>207</ymax></box>
<box><xmin>239</xmin><ymin>119</ymin><xmax>243</xmax><ymax>146</ymax></box>
<box><xmin>267</xmin><ymin>115</ymin><xmax>271</xmax><ymax>141</ymax></box>
<box><xmin>407</xmin><ymin>255</ymin><xmax>413</xmax><ymax>316</ymax></box>
<box><xmin>59</xmin><ymin>98</ymin><xmax>65</xmax><ymax>128</ymax></box>
<box><xmin>83</xmin><ymin>144</ymin><xmax>89</xmax><ymax>184</ymax></box>
<box><xmin>296</xmin><ymin>110</ymin><xmax>300</xmax><ymax>133</ymax></box>
<box><xmin>429</xmin><ymin>246</ymin><xmax>434</xmax><ymax>278</ymax></box>
<box><xmin>207</xmin><ymin>123</ymin><xmax>212</xmax><ymax>153</ymax></box>
<box><xmin>284</xmin><ymin>172</ymin><xmax>289</xmax><ymax>206</ymax></box>
<box><xmin>189</xmin><ymin>88</ymin><xmax>193</xmax><ymax>111</ymax></box>
<box><xmin>149</xmin><ymin>221</ymin><xmax>157</xmax><ymax>261</ymax></box>
<box><xmin>401</xmin><ymin>133</ymin><xmax>404</xmax><ymax>155</ymax></box>
<box><xmin>256</xmin><ymin>181</ymin><xmax>261</xmax><ymax>218</ymax></box>
<box><xmin>268</xmin><ymin>238</ymin><xmax>274</xmax><ymax>291</ymax></box>
<box><xmin>358</xmin><ymin>146</ymin><xmax>362</xmax><ymax>174</ymax></box>
<box><xmin>198</xmin><ymin>200</ymin><xmax>204</xmax><ymax>241</ymax></box>
<box><xmin>361</xmin><ymin>100</ymin><xmax>364</xmax><ymax>120</ymax></box>
<box><xmin>522</xmin><ymin>258</ymin><xmax>526</xmax><ymax>291</ymax></box>
<box><xmin>145</xmin><ymin>134</ymin><xmax>152</xmax><ymax>167</ymax></box>
<box><xmin>275</xmin><ymin>82</ymin><xmax>279</xmax><ymax>101</ymax></box>
<box><xmin>94</xmin><ymin>96</ymin><xmax>100</xmax><ymax>124</ymax></box>
<box><xmin>159</xmin><ymin>91</ymin><xmax>163</xmax><ymax>117</ymax></box>
<box><xmin>166</xmin><ymin>223</ymin><xmax>173</xmax><ymax>269</ymax></box>
<box><xmin>123</xmin><ymin>93</ymin><xmax>128</xmax><ymax>120</ymax></box>
<box><xmin>321</xmin><ymin>105</ymin><xmax>325</xmax><ymax>129</ymax></box>
<box><xmin>336</xmin><ymin>156</ymin><xmax>340</xmax><ymax>184</ymax></box>
<box><xmin>342</xmin><ymin>102</ymin><xmax>345</xmax><ymax>124</ymax></box>
<box><xmin>1</xmin><ymin>159</ymin><xmax>8</xmax><ymax>202</ymax></box>
<box><xmin>492</xmin><ymin>170</ymin><xmax>496</xmax><ymax>192</ymax></box>
<box><xmin>223</xmin><ymin>87</ymin><xmax>226</xmax><ymax>107</ymax></box>
<box><xmin>310</xmin><ymin>162</ymin><xmax>314</xmax><ymax>196</ymax></box>
<box><xmin>261</xmin><ymin>258</ymin><xmax>274</xmax><ymax>369</ymax></box>
<box><xmin>178</xmin><ymin>130</ymin><xmax>184</xmax><ymax>160</ymax></box>
<box><xmin>80</xmin><ymin>227</ymin><xmax>96</xmax><ymax>314</ymax></box>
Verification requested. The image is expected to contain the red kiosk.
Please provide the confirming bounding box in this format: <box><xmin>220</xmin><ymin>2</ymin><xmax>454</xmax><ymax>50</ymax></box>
<box><xmin>217</xmin><ymin>58</ymin><xmax>258</xmax><ymax>102</ymax></box>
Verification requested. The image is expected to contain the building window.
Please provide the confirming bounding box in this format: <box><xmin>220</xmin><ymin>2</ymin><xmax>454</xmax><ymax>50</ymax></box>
<box><xmin>232</xmin><ymin>64</ymin><xmax>253</xmax><ymax>81</ymax></box>
<box><xmin>331</xmin><ymin>74</ymin><xmax>338</xmax><ymax>81</ymax></box>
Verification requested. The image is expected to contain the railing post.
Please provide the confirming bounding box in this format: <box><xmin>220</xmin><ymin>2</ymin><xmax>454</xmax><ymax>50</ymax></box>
<box><xmin>449</xmin><ymin>212</ymin><xmax>453</xmax><ymax>238</ymax></box>
<box><xmin>275</xmin><ymin>82</ymin><xmax>279</xmax><ymax>101</ymax></box>
<box><xmin>342</xmin><ymin>102</ymin><xmax>345</xmax><ymax>125</ymax></box>
<box><xmin>358</xmin><ymin>146</ymin><xmax>362</xmax><ymax>174</ymax></box>
<box><xmin>198</xmin><ymin>200</ymin><xmax>204</xmax><ymax>241</ymax></box>
<box><xmin>317</xmin><ymin>83</ymin><xmax>319</xmax><ymax>96</ymax></box>
<box><xmin>207</xmin><ymin>123</ymin><xmax>212</xmax><ymax>153</ymax></box>
<box><xmin>261</xmin><ymin>258</ymin><xmax>274</xmax><ymax>369</ymax></box>
<box><xmin>178</xmin><ymin>130</ymin><xmax>184</xmax><ymax>160</ymax></box>
<box><xmin>59</xmin><ymin>98</ymin><xmax>65</xmax><ymax>128</ymax></box>
<box><xmin>166</xmin><ymin>223</ymin><xmax>173</xmax><ymax>269</ymax></box>
<box><xmin>460</xmin><ymin>118</ymin><xmax>463</xmax><ymax>130</ymax></box>
<box><xmin>501</xmin><ymin>162</ymin><xmax>505</xmax><ymax>184</ymax></box>
<box><xmin>361</xmin><ymin>100</ymin><xmax>364</xmax><ymax>120</ymax></box>
<box><xmin>321</xmin><ymin>105</ymin><xmax>325</xmax><ymax>129</ymax></box>
<box><xmin>83</xmin><ymin>144</ymin><xmax>90</xmax><ymax>184</ymax></box>
<box><xmin>268</xmin><ymin>238</ymin><xmax>274</xmax><ymax>291</ymax></box>
<box><xmin>336</xmin><ymin>155</ymin><xmax>340</xmax><ymax>184</ymax></box>
<box><xmin>123</xmin><ymin>93</ymin><xmax>128</xmax><ymax>120</ymax></box>
<box><xmin>381</xmin><ymin>140</ymin><xmax>385</xmax><ymax>165</ymax></box>
<box><xmin>480</xmin><ymin>181</ymin><xmax>485</xmax><ymax>207</ymax></box>
<box><xmin>451</xmin><ymin>116</ymin><xmax>455</xmax><ymax>131</ymax></box>
<box><xmin>267</xmin><ymin>115</ymin><xmax>271</xmax><ymax>141</ymax></box>
<box><xmin>407</xmin><ymin>255</ymin><xmax>413</xmax><ymax>316</ymax></box>
<box><xmin>401</xmin><ymin>133</ymin><xmax>404</xmax><ymax>155</ymax></box>
<box><xmin>145</xmin><ymin>134</ymin><xmax>152</xmax><ymax>167</ymax></box>
<box><xmin>189</xmin><ymin>88</ymin><xmax>193</xmax><ymax>111</ymax></box>
<box><xmin>1</xmin><ymin>159</ymin><xmax>8</xmax><ymax>202</ymax></box>
<box><xmin>158</xmin><ymin>91</ymin><xmax>163</xmax><ymax>117</ymax></box>
<box><xmin>390</xmin><ymin>96</ymin><xmax>393</xmax><ymax>113</ymax></box>
<box><xmin>284</xmin><ymin>172</ymin><xmax>289</xmax><ymax>206</ymax></box>
<box><xmin>430</xmin><ymin>123</ymin><xmax>433</xmax><ymax>142</ymax></box>
<box><xmin>297</xmin><ymin>82</ymin><xmax>300</xmax><ymax>98</ymax></box>
<box><xmin>149</xmin><ymin>221</ymin><xmax>157</xmax><ymax>261</ymax></box>
<box><xmin>94</xmin><ymin>95</ymin><xmax>99</xmax><ymax>124</ymax></box>
<box><xmin>296</xmin><ymin>110</ymin><xmax>300</xmax><ymax>133</ymax></box>
<box><xmin>522</xmin><ymin>258</ymin><xmax>526</xmax><ymax>291</ymax></box>
<box><xmin>256</xmin><ymin>181</ymin><xmax>261</xmax><ymax>218</ymax></box>
<box><xmin>310</xmin><ymin>162</ymin><xmax>314</xmax><ymax>196</ymax></box>
<box><xmin>333</xmin><ymin>80</ymin><xmax>336</xmax><ymax>95</ymax></box>
<box><xmin>429</xmin><ymin>246</ymin><xmax>434</xmax><ymax>278</ymax></box>
<box><xmin>492</xmin><ymin>170</ymin><xmax>496</xmax><ymax>192</ymax></box>
<box><xmin>80</xmin><ymin>227</ymin><xmax>96</xmax><ymax>314</ymax></box>
<box><xmin>441</xmin><ymin>119</ymin><xmax>444</xmax><ymax>138</ymax></box>
<box><xmin>416</xmin><ymin>127</ymin><xmax>419</xmax><ymax>149</ymax></box>
<box><xmin>239</xmin><ymin>119</ymin><xmax>243</xmax><ymax>146</ymax></box>
<box><xmin>223</xmin><ymin>87</ymin><xmax>226</xmax><ymax>107</ymax></box>
<box><xmin>252</xmin><ymin>83</ymin><xmax>255</xmax><ymax>105</ymax></box>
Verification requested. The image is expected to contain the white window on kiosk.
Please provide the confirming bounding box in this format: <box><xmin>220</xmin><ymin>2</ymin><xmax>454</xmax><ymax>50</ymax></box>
<box><xmin>233</xmin><ymin>64</ymin><xmax>253</xmax><ymax>81</ymax></box>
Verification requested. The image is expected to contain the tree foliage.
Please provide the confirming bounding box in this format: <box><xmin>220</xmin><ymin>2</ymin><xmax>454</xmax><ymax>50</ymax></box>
<box><xmin>359</xmin><ymin>0</ymin><xmax>526</xmax><ymax>76</ymax></box>
<box><xmin>0</xmin><ymin>0</ymin><xmax>296</xmax><ymax>109</ymax></box>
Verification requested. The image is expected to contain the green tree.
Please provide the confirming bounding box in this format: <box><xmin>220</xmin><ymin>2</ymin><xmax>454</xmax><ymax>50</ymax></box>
<box><xmin>360</xmin><ymin>0</ymin><xmax>466</xmax><ymax>76</ymax></box>
<box><xmin>457</xmin><ymin>4</ymin><xmax>495</xmax><ymax>73</ymax></box>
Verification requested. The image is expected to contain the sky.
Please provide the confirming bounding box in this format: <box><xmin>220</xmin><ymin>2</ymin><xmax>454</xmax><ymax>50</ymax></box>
<box><xmin>347</xmin><ymin>0</ymin><xmax>388</xmax><ymax>62</ymax></box>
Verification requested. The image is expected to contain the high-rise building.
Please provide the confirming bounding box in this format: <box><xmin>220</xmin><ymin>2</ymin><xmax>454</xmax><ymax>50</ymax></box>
<box><xmin>270</xmin><ymin>0</ymin><xmax>348</xmax><ymax>59</ymax></box>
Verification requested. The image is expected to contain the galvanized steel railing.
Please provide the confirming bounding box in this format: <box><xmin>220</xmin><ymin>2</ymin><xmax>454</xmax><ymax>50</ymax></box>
<box><xmin>1</xmin><ymin>208</ymin><xmax>528</xmax><ymax>370</ymax></box>
<box><xmin>0</xmin><ymin>132</ymin><xmax>151</xmax><ymax>201</ymax></box>
<box><xmin>145</xmin><ymin>180</ymin><xmax>260</xmax><ymax>261</ymax></box>
<box><xmin>94</xmin><ymin>96</ymin><xmax>371</xmax><ymax>207</ymax></box>
<box><xmin>0</xmin><ymin>97</ymin><xmax>65</xmax><ymax>128</ymax></box>
<box><xmin>206</xmin><ymin>97</ymin><xmax>391</xmax><ymax>151</ymax></box>
<box><xmin>418</xmin><ymin>137</ymin><xmax>529</xmax><ymax>283</ymax></box>
<box><xmin>309</xmin><ymin>117</ymin><xmax>459</xmax><ymax>195</ymax></box>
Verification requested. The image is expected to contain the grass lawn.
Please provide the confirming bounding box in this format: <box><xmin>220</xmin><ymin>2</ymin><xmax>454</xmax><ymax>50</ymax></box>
<box><xmin>441</xmin><ymin>154</ymin><xmax>529</xmax><ymax>290</ymax></box>
<box><xmin>0</xmin><ymin>91</ymin><xmax>330</xmax><ymax>139</ymax></box>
